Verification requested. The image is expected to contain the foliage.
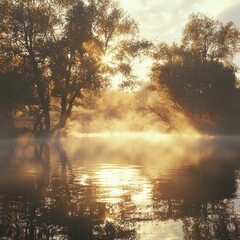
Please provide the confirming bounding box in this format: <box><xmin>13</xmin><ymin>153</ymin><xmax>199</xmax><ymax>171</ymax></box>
<box><xmin>0</xmin><ymin>71</ymin><xmax>35</xmax><ymax>132</ymax></box>
<box><xmin>49</xmin><ymin>0</ymin><xmax>145</xmax><ymax>129</ymax></box>
<box><xmin>0</xmin><ymin>0</ymin><xmax>148</xmax><ymax>132</ymax></box>
<box><xmin>151</xmin><ymin>13</ymin><xmax>240</xmax><ymax>119</ymax></box>
<box><xmin>1</xmin><ymin>3</ymin><xmax>240</xmax><ymax>133</ymax></box>
<box><xmin>0</xmin><ymin>0</ymin><xmax>60</xmax><ymax>131</ymax></box>
<box><xmin>183</xmin><ymin>13</ymin><xmax>240</xmax><ymax>63</ymax></box>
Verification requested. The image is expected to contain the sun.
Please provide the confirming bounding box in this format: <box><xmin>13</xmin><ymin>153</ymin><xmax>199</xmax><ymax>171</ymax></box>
<box><xmin>102</xmin><ymin>54</ymin><xmax>112</xmax><ymax>64</ymax></box>
<box><xmin>101</xmin><ymin>53</ymin><xmax>114</xmax><ymax>66</ymax></box>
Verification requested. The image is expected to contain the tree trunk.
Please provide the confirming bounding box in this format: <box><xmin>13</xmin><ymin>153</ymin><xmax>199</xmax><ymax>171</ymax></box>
<box><xmin>36</xmin><ymin>81</ymin><xmax>51</xmax><ymax>132</ymax></box>
<box><xmin>24</xmin><ymin>20</ymin><xmax>51</xmax><ymax>132</ymax></box>
<box><xmin>56</xmin><ymin>61</ymin><xmax>100</xmax><ymax>130</ymax></box>
<box><xmin>57</xmin><ymin>111</ymin><xmax>69</xmax><ymax>129</ymax></box>
<box><xmin>57</xmin><ymin>92</ymin><xmax>79</xmax><ymax>129</ymax></box>
<box><xmin>28</xmin><ymin>52</ymin><xmax>51</xmax><ymax>132</ymax></box>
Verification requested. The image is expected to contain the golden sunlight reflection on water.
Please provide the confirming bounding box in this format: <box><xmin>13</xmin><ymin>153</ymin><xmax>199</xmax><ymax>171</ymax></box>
<box><xmin>1</xmin><ymin>135</ymin><xmax>240</xmax><ymax>239</ymax></box>
<box><xmin>93</xmin><ymin>164</ymin><xmax>152</xmax><ymax>204</ymax></box>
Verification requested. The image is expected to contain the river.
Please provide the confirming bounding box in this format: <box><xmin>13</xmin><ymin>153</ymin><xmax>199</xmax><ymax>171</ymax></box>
<box><xmin>0</xmin><ymin>134</ymin><xmax>240</xmax><ymax>239</ymax></box>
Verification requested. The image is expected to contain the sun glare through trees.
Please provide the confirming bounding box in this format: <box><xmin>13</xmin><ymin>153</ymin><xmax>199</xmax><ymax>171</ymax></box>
<box><xmin>101</xmin><ymin>53</ymin><xmax>114</xmax><ymax>66</ymax></box>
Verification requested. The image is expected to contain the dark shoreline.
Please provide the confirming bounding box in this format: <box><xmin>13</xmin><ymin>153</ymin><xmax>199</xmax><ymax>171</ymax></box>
<box><xmin>0</xmin><ymin>127</ymin><xmax>53</xmax><ymax>140</ymax></box>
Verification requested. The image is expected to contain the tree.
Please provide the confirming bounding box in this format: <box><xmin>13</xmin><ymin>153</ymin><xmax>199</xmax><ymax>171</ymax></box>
<box><xmin>151</xmin><ymin>14</ymin><xmax>240</xmax><ymax>119</ymax></box>
<box><xmin>183</xmin><ymin>13</ymin><xmax>240</xmax><ymax>63</ymax></box>
<box><xmin>0</xmin><ymin>0</ymin><xmax>149</xmax><ymax>133</ymax></box>
<box><xmin>0</xmin><ymin>0</ymin><xmax>60</xmax><ymax>132</ymax></box>
<box><xmin>50</xmin><ymin>0</ymin><xmax>149</xmax><ymax>129</ymax></box>
<box><xmin>152</xmin><ymin>44</ymin><xmax>236</xmax><ymax>118</ymax></box>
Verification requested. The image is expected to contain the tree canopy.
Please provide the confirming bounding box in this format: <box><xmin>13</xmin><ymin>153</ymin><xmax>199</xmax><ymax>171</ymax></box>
<box><xmin>151</xmin><ymin>13</ymin><xmax>240</xmax><ymax>119</ymax></box>
<box><xmin>1</xmin><ymin>4</ymin><xmax>240</xmax><ymax>135</ymax></box>
<box><xmin>0</xmin><ymin>0</ymin><xmax>150</xmax><ymax>134</ymax></box>
<box><xmin>183</xmin><ymin>13</ymin><xmax>240</xmax><ymax>63</ymax></box>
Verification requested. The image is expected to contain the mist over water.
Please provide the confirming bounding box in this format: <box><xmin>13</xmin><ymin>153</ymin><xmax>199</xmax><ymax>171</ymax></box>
<box><xmin>0</xmin><ymin>135</ymin><xmax>240</xmax><ymax>239</ymax></box>
<box><xmin>65</xmin><ymin>88</ymin><xmax>196</xmax><ymax>136</ymax></box>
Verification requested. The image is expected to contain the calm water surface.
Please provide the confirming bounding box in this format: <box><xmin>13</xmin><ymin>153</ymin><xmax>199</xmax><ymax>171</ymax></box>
<box><xmin>0</xmin><ymin>135</ymin><xmax>240</xmax><ymax>239</ymax></box>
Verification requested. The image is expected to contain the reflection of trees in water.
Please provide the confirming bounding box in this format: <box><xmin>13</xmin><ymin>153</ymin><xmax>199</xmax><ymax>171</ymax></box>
<box><xmin>0</xmin><ymin>141</ymin><xmax>53</xmax><ymax>239</ymax></box>
<box><xmin>46</xmin><ymin>140</ymin><xmax>138</xmax><ymax>240</ymax></box>
<box><xmin>0</xmin><ymin>140</ymin><xmax>137</xmax><ymax>239</ymax></box>
<box><xmin>182</xmin><ymin>200</ymin><xmax>240</xmax><ymax>240</ymax></box>
<box><xmin>0</xmin><ymin>140</ymin><xmax>240</xmax><ymax>239</ymax></box>
<box><xmin>152</xmin><ymin>158</ymin><xmax>240</xmax><ymax>239</ymax></box>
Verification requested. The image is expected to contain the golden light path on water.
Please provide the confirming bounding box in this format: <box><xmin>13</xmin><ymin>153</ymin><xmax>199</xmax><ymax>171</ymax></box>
<box><xmin>93</xmin><ymin>164</ymin><xmax>152</xmax><ymax>204</ymax></box>
<box><xmin>74</xmin><ymin>161</ymin><xmax>184</xmax><ymax>239</ymax></box>
<box><xmin>62</xmin><ymin>131</ymin><xmax>207</xmax><ymax>239</ymax></box>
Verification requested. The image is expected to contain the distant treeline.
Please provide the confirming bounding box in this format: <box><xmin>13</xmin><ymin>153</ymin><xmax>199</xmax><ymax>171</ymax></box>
<box><xmin>0</xmin><ymin>1</ymin><xmax>240</xmax><ymax>137</ymax></box>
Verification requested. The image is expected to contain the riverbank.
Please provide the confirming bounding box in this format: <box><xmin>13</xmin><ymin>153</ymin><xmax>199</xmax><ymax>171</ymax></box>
<box><xmin>2</xmin><ymin>114</ymin><xmax>240</xmax><ymax>140</ymax></box>
<box><xmin>191</xmin><ymin>117</ymin><xmax>240</xmax><ymax>136</ymax></box>
<box><xmin>0</xmin><ymin>127</ymin><xmax>53</xmax><ymax>140</ymax></box>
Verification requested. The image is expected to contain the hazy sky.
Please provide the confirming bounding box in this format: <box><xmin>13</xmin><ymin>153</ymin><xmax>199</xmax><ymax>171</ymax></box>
<box><xmin>119</xmin><ymin>0</ymin><xmax>240</xmax><ymax>42</ymax></box>
<box><xmin>118</xmin><ymin>0</ymin><xmax>240</xmax><ymax>80</ymax></box>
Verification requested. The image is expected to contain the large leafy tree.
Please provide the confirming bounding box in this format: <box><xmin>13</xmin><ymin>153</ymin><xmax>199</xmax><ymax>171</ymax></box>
<box><xmin>49</xmin><ymin>0</ymin><xmax>147</xmax><ymax>129</ymax></box>
<box><xmin>0</xmin><ymin>0</ymin><xmax>59</xmax><ymax>132</ymax></box>
<box><xmin>0</xmin><ymin>0</ymin><xmax>148</xmax><ymax>132</ymax></box>
<box><xmin>151</xmin><ymin>14</ymin><xmax>240</xmax><ymax>119</ymax></box>
<box><xmin>152</xmin><ymin>46</ymin><xmax>236</xmax><ymax>118</ymax></box>
<box><xmin>183</xmin><ymin>13</ymin><xmax>240</xmax><ymax>63</ymax></box>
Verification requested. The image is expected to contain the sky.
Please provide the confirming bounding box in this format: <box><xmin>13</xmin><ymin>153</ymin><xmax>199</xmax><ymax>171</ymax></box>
<box><xmin>119</xmin><ymin>0</ymin><xmax>240</xmax><ymax>42</ymax></box>
<box><xmin>118</xmin><ymin>0</ymin><xmax>240</xmax><ymax>81</ymax></box>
